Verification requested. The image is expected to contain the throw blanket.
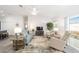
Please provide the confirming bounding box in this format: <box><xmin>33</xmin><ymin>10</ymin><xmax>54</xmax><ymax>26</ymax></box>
<box><xmin>22</xmin><ymin>29</ymin><xmax>32</xmax><ymax>45</ymax></box>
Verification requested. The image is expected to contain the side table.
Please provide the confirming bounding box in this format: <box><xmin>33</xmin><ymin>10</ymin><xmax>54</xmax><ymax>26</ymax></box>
<box><xmin>13</xmin><ymin>39</ymin><xmax>25</xmax><ymax>51</ymax></box>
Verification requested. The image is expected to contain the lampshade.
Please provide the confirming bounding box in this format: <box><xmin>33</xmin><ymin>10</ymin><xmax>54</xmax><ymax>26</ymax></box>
<box><xmin>25</xmin><ymin>25</ymin><xmax>28</xmax><ymax>28</ymax></box>
<box><xmin>54</xmin><ymin>28</ymin><xmax>59</xmax><ymax>31</ymax></box>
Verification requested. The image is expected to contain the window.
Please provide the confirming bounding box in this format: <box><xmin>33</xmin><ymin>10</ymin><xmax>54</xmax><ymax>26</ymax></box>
<box><xmin>66</xmin><ymin>16</ymin><xmax>79</xmax><ymax>31</ymax></box>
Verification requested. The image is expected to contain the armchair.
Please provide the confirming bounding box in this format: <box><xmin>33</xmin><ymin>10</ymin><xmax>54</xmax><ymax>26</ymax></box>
<box><xmin>49</xmin><ymin>31</ymin><xmax>70</xmax><ymax>52</ymax></box>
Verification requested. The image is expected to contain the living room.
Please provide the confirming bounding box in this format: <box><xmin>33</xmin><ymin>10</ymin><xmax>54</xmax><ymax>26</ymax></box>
<box><xmin>0</xmin><ymin>5</ymin><xmax>79</xmax><ymax>53</ymax></box>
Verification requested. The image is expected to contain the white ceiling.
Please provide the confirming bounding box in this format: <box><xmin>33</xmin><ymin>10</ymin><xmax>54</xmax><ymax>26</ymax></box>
<box><xmin>0</xmin><ymin>5</ymin><xmax>79</xmax><ymax>17</ymax></box>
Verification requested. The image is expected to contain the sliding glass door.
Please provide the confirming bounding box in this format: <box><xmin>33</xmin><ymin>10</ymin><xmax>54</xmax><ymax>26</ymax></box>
<box><xmin>69</xmin><ymin>16</ymin><xmax>79</xmax><ymax>31</ymax></box>
<box><xmin>66</xmin><ymin>16</ymin><xmax>79</xmax><ymax>51</ymax></box>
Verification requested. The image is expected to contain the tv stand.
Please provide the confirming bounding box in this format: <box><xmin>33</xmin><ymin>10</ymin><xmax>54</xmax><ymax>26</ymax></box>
<box><xmin>35</xmin><ymin>26</ymin><xmax>44</xmax><ymax>36</ymax></box>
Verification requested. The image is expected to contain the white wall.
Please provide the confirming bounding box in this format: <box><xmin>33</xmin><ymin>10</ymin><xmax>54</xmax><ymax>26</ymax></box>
<box><xmin>0</xmin><ymin>15</ymin><xmax>66</xmax><ymax>36</ymax></box>
<box><xmin>57</xmin><ymin>16</ymin><xmax>66</xmax><ymax>36</ymax></box>
<box><xmin>28</xmin><ymin>16</ymin><xmax>54</xmax><ymax>34</ymax></box>
<box><xmin>0</xmin><ymin>15</ymin><xmax>24</xmax><ymax>35</ymax></box>
<box><xmin>28</xmin><ymin>15</ymin><xmax>65</xmax><ymax>36</ymax></box>
<box><xmin>28</xmin><ymin>16</ymin><xmax>47</xmax><ymax>31</ymax></box>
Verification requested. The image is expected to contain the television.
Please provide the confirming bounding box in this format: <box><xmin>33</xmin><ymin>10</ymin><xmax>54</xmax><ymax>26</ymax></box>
<box><xmin>36</xmin><ymin>27</ymin><xmax>43</xmax><ymax>30</ymax></box>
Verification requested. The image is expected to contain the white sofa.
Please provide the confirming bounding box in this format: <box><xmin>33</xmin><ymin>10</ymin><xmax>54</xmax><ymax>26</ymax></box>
<box><xmin>49</xmin><ymin>31</ymin><xmax>70</xmax><ymax>52</ymax></box>
<box><xmin>49</xmin><ymin>37</ymin><xmax>65</xmax><ymax>52</ymax></box>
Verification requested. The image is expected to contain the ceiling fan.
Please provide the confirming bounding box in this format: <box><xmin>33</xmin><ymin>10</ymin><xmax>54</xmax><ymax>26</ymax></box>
<box><xmin>31</xmin><ymin>8</ymin><xmax>38</xmax><ymax>15</ymax></box>
<box><xmin>18</xmin><ymin>5</ymin><xmax>38</xmax><ymax>15</ymax></box>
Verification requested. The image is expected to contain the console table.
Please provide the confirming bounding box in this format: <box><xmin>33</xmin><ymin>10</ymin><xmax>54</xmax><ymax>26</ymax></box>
<box><xmin>35</xmin><ymin>30</ymin><xmax>44</xmax><ymax>36</ymax></box>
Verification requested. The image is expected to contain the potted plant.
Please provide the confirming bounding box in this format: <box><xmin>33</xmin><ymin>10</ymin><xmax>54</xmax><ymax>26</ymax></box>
<box><xmin>46</xmin><ymin>22</ymin><xmax>54</xmax><ymax>31</ymax></box>
<box><xmin>46</xmin><ymin>22</ymin><xmax>54</xmax><ymax>39</ymax></box>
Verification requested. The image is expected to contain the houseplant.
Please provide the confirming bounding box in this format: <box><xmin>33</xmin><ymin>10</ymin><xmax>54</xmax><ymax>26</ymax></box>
<box><xmin>46</xmin><ymin>22</ymin><xmax>54</xmax><ymax>31</ymax></box>
<box><xmin>46</xmin><ymin>22</ymin><xmax>54</xmax><ymax>39</ymax></box>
